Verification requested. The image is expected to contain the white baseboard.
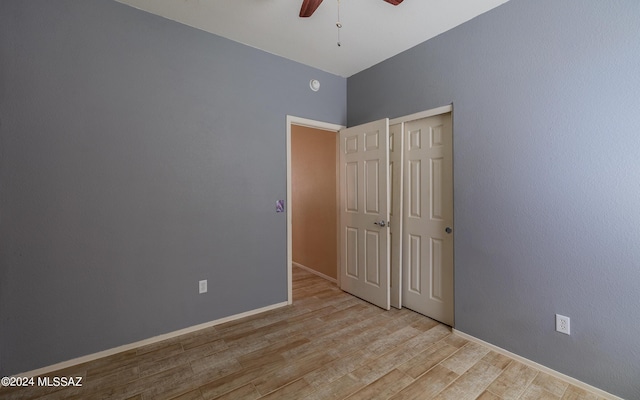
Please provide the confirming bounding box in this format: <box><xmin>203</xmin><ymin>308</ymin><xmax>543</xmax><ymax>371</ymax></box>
<box><xmin>15</xmin><ymin>301</ymin><xmax>289</xmax><ymax>378</ymax></box>
<box><xmin>292</xmin><ymin>262</ymin><xmax>337</xmax><ymax>283</ymax></box>
<box><xmin>452</xmin><ymin>329</ymin><xmax>622</xmax><ymax>400</ymax></box>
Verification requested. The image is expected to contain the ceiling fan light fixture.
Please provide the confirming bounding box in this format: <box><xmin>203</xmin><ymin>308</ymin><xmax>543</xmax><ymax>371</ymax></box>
<box><xmin>299</xmin><ymin>0</ymin><xmax>323</xmax><ymax>17</ymax></box>
<box><xmin>300</xmin><ymin>0</ymin><xmax>404</xmax><ymax>18</ymax></box>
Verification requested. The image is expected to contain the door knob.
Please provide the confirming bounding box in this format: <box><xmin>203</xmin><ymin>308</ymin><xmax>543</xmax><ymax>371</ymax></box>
<box><xmin>445</xmin><ymin>227</ymin><xmax>452</xmax><ymax>234</ymax></box>
<box><xmin>374</xmin><ymin>220</ymin><xmax>386</xmax><ymax>227</ymax></box>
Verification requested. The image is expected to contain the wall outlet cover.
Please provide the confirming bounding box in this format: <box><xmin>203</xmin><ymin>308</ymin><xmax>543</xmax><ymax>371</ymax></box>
<box><xmin>199</xmin><ymin>279</ymin><xmax>207</xmax><ymax>294</ymax></box>
<box><xmin>556</xmin><ymin>314</ymin><xmax>570</xmax><ymax>335</ymax></box>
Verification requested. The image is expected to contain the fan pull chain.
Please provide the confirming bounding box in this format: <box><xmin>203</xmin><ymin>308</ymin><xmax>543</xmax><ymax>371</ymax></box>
<box><xmin>336</xmin><ymin>0</ymin><xmax>342</xmax><ymax>46</ymax></box>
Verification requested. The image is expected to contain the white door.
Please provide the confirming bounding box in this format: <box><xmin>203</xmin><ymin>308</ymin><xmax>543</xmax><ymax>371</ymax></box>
<box><xmin>339</xmin><ymin>119</ymin><xmax>390</xmax><ymax>310</ymax></box>
<box><xmin>402</xmin><ymin>113</ymin><xmax>454</xmax><ymax>325</ymax></box>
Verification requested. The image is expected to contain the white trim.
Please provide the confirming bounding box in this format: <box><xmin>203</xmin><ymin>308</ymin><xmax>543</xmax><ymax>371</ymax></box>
<box><xmin>335</xmin><ymin>130</ymin><xmax>341</xmax><ymax>289</ymax></box>
<box><xmin>15</xmin><ymin>301</ymin><xmax>288</xmax><ymax>378</ymax></box>
<box><xmin>287</xmin><ymin>116</ymin><xmax>343</xmax><ymax>132</ymax></box>
<box><xmin>453</xmin><ymin>329</ymin><xmax>623</xmax><ymax>400</ymax></box>
<box><xmin>286</xmin><ymin>115</ymin><xmax>344</xmax><ymax>305</ymax></box>
<box><xmin>292</xmin><ymin>261</ymin><xmax>338</xmax><ymax>283</ymax></box>
<box><xmin>388</xmin><ymin>121</ymin><xmax>404</xmax><ymax>309</ymax></box>
<box><xmin>389</xmin><ymin>104</ymin><xmax>453</xmax><ymax>125</ymax></box>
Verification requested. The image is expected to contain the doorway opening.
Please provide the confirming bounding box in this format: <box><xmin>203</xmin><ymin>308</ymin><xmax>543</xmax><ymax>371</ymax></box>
<box><xmin>286</xmin><ymin>116</ymin><xmax>344</xmax><ymax>304</ymax></box>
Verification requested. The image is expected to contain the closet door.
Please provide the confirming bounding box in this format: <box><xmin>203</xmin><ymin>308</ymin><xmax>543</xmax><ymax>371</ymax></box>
<box><xmin>402</xmin><ymin>113</ymin><xmax>454</xmax><ymax>325</ymax></box>
<box><xmin>339</xmin><ymin>119</ymin><xmax>390</xmax><ymax>310</ymax></box>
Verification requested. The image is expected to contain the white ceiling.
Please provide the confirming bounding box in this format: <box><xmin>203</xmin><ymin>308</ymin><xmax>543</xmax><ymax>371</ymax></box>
<box><xmin>115</xmin><ymin>0</ymin><xmax>510</xmax><ymax>77</ymax></box>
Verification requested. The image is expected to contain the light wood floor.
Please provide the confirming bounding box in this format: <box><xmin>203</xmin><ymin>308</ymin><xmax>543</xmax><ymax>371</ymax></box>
<box><xmin>2</xmin><ymin>267</ymin><xmax>606</xmax><ymax>400</ymax></box>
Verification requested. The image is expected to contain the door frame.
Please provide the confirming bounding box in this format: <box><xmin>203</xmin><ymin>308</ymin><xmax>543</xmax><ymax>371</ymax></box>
<box><xmin>389</xmin><ymin>104</ymin><xmax>453</xmax><ymax>126</ymax></box>
<box><xmin>286</xmin><ymin>115</ymin><xmax>345</xmax><ymax>304</ymax></box>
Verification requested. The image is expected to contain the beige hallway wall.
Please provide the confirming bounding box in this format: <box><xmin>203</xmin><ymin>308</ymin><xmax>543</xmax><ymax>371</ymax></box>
<box><xmin>291</xmin><ymin>125</ymin><xmax>337</xmax><ymax>280</ymax></box>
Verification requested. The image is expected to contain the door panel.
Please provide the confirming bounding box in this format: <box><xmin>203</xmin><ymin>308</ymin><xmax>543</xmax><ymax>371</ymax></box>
<box><xmin>345</xmin><ymin>162</ymin><xmax>358</xmax><ymax>212</ymax></box>
<box><xmin>365</xmin><ymin>160</ymin><xmax>380</xmax><ymax>213</ymax></box>
<box><xmin>408</xmin><ymin>159</ymin><xmax>421</xmax><ymax>217</ymax></box>
<box><xmin>339</xmin><ymin>119</ymin><xmax>390</xmax><ymax>310</ymax></box>
<box><xmin>346</xmin><ymin>227</ymin><xmax>358</xmax><ymax>277</ymax></box>
<box><xmin>408</xmin><ymin>234</ymin><xmax>421</xmax><ymax>293</ymax></box>
<box><xmin>365</xmin><ymin>230</ymin><xmax>380</xmax><ymax>285</ymax></box>
<box><xmin>402</xmin><ymin>113</ymin><xmax>453</xmax><ymax>325</ymax></box>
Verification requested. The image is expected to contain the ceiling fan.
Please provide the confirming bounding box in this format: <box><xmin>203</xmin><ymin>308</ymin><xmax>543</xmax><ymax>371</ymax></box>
<box><xmin>299</xmin><ymin>0</ymin><xmax>404</xmax><ymax>18</ymax></box>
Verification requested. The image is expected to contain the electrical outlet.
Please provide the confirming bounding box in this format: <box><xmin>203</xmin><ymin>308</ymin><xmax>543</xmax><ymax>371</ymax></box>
<box><xmin>556</xmin><ymin>314</ymin><xmax>570</xmax><ymax>335</ymax></box>
<box><xmin>199</xmin><ymin>280</ymin><xmax>207</xmax><ymax>294</ymax></box>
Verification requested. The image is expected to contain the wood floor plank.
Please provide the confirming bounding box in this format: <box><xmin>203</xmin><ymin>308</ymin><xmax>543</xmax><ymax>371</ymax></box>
<box><xmin>356</xmin><ymin>325</ymin><xmax>422</xmax><ymax>362</ymax></box>
<box><xmin>303</xmin><ymin>350</ymin><xmax>370</xmax><ymax>388</ymax></box>
<box><xmin>444</xmin><ymin>333</ymin><xmax>469</xmax><ymax>348</ymax></box>
<box><xmin>87</xmin><ymin>363</ymin><xmax>193</xmax><ymax>400</ymax></box>
<box><xmin>323</xmin><ymin>315</ymin><xmax>404</xmax><ymax>359</ymax></box>
<box><xmin>258</xmin><ymin>378</ymin><xmax>314</xmax><ymax>400</ymax></box>
<box><xmin>180</xmin><ymin>334</ymin><xmax>227</xmax><ymax>352</ymax></box>
<box><xmin>237</xmin><ymin>337</ymin><xmax>310</xmax><ymax>370</ymax></box>
<box><xmin>188</xmin><ymin>352</ymin><xmax>242</xmax><ymax>377</ymax></box>
<box><xmin>440</xmin><ymin>341</ymin><xmax>491</xmax><ymax>375</ymax></box>
<box><xmin>480</xmin><ymin>351</ymin><xmax>513</xmax><ymax>371</ymax></box>
<box><xmin>138</xmin><ymin>343</ymin><xmax>216</xmax><ymax>378</ymax></box>
<box><xmin>211</xmin><ymin>383</ymin><xmax>260</xmax><ymax>400</ymax></box>
<box><xmin>390</xmin><ymin>364</ymin><xmax>459</xmax><ymax>400</ymax></box>
<box><xmin>432</xmin><ymin>360</ymin><xmax>503</xmax><ymax>400</ymax></box>
<box><xmin>519</xmin><ymin>384</ymin><xmax>562</xmax><ymax>400</ymax></box>
<box><xmin>303</xmin><ymin>374</ymin><xmax>364</xmax><ymax>400</ymax></box>
<box><xmin>83</xmin><ymin>350</ymin><xmax>140</xmax><ymax>378</ymax></box>
<box><xmin>251</xmin><ymin>350</ymin><xmax>336</xmax><ymax>395</ymax></box>
<box><xmin>136</xmin><ymin>336</ymin><xmax>184</xmax><ymax>356</ymax></box>
<box><xmin>396</xmin><ymin>338</ymin><xmax>459</xmax><ymax>379</ymax></box>
<box><xmin>477</xmin><ymin>390</ymin><xmax>502</xmax><ymax>400</ymax></box>
<box><xmin>485</xmin><ymin>360</ymin><xmax>538</xmax><ymax>400</ymax></box>
<box><xmin>530</xmin><ymin>372</ymin><xmax>570</xmax><ymax>398</ymax></box>
<box><xmin>346</xmin><ymin>369</ymin><xmax>414</xmax><ymax>400</ymax></box>
<box><xmin>165</xmin><ymin>389</ymin><xmax>205</xmax><ymax>400</ymax></box>
<box><xmin>281</xmin><ymin>311</ymin><xmax>392</xmax><ymax>361</ymax></box>
<box><xmin>561</xmin><ymin>385</ymin><xmax>600</xmax><ymax>400</ymax></box>
<box><xmin>352</xmin><ymin>325</ymin><xmax>453</xmax><ymax>385</ymax></box>
<box><xmin>196</xmin><ymin>357</ymin><xmax>287</xmax><ymax>399</ymax></box>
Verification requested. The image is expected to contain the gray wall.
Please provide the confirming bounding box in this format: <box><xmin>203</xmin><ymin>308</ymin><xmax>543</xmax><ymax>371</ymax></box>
<box><xmin>0</xmin><ymin>0</ymin><xmax>346</xmax><ymax>375</ymax></box>
<box><xmin>348</xmin><ymin>0</ymin><xmax>639</xmax><ymax>398</ymax></box>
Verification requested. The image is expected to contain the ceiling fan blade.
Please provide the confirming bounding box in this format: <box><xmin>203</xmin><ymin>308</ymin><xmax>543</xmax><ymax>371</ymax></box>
<box><xmin>300</xmin><ymin>0</ymin><xmax>324</xmax><ymax>18</ymax></box>
<box><xmin>383</xmin><ymin>0</ymin><xmax>404</xmax><ymax>5</ymax></box>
